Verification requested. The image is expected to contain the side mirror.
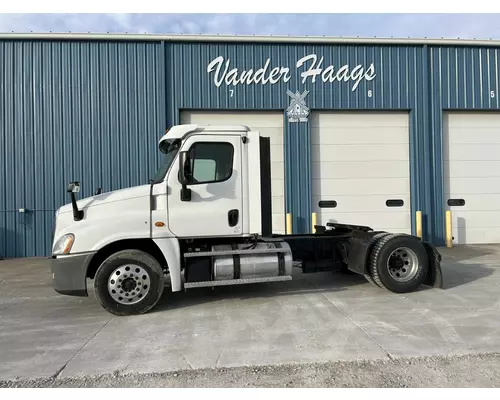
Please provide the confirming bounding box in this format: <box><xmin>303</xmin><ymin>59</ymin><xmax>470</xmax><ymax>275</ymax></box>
<box><xmin>178</xmin><ymin>151</ymin><xmax>192</xmax><ymax>202</ymax></box>
<box><xmin>67</xmin><ymin>181</ymin><xmax>80</xmax><ymax>193</ymax></box>
<box><xmin>67</xmin><ymin>181</ymin><xmax>84</xmax><ymax>221</ymax></box>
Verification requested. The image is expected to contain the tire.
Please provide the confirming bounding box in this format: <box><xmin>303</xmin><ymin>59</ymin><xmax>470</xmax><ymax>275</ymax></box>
<box><xmin>93</xmin><ymin>249</ymin><xmax>165</xmax><ymax>316</ymax></box>
<box><xmin>368</xmin><ymin>234</ymin><xmax>428</xmax><ymax>293</ymax></box>
<box><xmin>363</xmin><ymin>273</ymin><xmax>380</xmax><ymax>286</ymax></box>
<box><xmin>363</xmin><ymin>232</ymin><xmax>392</xmax><ymax>288</ymax></box>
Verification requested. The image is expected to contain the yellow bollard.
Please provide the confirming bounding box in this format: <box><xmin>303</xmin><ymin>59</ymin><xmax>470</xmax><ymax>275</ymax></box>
<box><xmin>311</xmin><ymin>212</ymin><xmax>317</xmax><ymax>233</ymax></box>
<box><xmin>286</xmin><ymin>213</ymin><xmax>292</xmax><ymax>235</ymax></box>
<box><xmin>445</xmin><ymin>210</ymin><xmax>453</xmax><ymax>248</ymax></box>
<box><xmin>416</xmin><ymin>211</ymin><xmax>422</xmax><ymax>239</ymax></box>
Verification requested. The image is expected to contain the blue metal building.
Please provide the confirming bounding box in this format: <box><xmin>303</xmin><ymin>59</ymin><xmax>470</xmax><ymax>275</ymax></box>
<box><xmin>1</xmin><ymin>33</ymin><xmax>500</xmax><ymax>258</ymax></box>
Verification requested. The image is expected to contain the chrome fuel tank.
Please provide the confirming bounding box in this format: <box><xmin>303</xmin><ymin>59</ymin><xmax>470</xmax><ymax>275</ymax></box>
<box><xmin>211</xmin><ymin>241</ymin><xmax>293</xmax><ymax>281</ymax></box>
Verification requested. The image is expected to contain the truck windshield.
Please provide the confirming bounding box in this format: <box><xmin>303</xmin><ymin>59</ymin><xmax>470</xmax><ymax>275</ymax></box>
<box><xmin>151</xmin><ymin>139</ymin><xmax>181</xmax><ymax>183</ymax></box>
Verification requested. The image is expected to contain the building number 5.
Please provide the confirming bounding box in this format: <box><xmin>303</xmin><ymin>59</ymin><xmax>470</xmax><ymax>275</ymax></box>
<box><xmin>491</xmin><ymin>90</ymin><xmax>495</xmax><ymax>98</ymax></box>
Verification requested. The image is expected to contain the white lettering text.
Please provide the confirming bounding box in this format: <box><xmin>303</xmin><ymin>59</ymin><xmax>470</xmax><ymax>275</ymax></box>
<box><xmin>207</xmin><ymin>56</ymin><xmax>292</xmax><ymax>87</ymax></box>
<box><xmin>207</xmin><ymin>54</ymin><xmax>376</xmax><ymax>91</ymax></box>
<box><xmin>296</xmin><ymin>54</ymin><xmax>323</xmax><ymax>84</ymax></box>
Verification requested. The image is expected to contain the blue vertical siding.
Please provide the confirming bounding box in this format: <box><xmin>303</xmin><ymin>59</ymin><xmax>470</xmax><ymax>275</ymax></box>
<box><xmin>284</xmin><ymin>119</ymin><xmax>312</xmax><ymax>234</ymax></box>
<box><xmin>3</xmin><ymin>37</ymin><xmax>500</xmax><ymax>256</ymax></box>
<box><xmin>0</xmin><ymin>40</ymin><xmax>166</xmax><ymax>257</ymax></box>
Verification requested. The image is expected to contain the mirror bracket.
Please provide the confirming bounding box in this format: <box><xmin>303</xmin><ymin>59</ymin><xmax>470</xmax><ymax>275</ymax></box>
<box><xmin>67</xmin><ymin>181</ymin><xmax>84</xmax><ymax>221</ymax></box>
<box><xmin>180</xmin><ymin>187</ymin><xmax>191</xmax><ymax>202</ymax></box>
<box><xmin>178</xmin><ymin>151</ymin><xmax>192</xmax><ymax>202</ymax></box>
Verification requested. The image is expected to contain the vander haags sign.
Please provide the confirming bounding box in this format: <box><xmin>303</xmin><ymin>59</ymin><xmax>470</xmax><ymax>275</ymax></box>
<box><xmin>206</xmin><ymin>54</ymin><xmax>376</xmax><ymax>91</ymax></box>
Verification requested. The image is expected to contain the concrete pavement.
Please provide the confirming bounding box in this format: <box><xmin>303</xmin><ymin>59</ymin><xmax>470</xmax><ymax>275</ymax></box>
<box><xmin>1</xmin><ymin>244</ymin><xmax>499</xmax><ymax>381</ymax></box>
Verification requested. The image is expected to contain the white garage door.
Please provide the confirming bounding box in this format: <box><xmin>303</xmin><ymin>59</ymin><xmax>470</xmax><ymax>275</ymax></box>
<box><xmin>311</xmin><ymin>111</ymin><xmax>411</xmax><ymax>234</ymax></box>
<box><xmin>180</xmin><ymin>111</ymin><xmax>286</xmax><ymax>234</ymax></box>
<box><xmin>444</xmin><ymin>112</ymin><xmax>500</xmax><ymax>245</ymax></box>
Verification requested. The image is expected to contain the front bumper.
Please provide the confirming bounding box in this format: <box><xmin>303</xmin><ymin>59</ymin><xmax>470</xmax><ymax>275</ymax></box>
<box><xmin>50</xmin><ymin>252</ymin><xmax>96</xmax><ymax>297</ymax></box>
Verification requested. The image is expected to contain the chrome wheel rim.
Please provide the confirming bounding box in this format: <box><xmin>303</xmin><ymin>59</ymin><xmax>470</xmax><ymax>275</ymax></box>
<box><xmin>108</xmin><ymin>264</ymin><xmax>151</xmax><ymax>305</ymax></box>
<box><xmin>387</xmin><ymin>247</ymin><xmax>419</xmax><ymax>282</ymax></box>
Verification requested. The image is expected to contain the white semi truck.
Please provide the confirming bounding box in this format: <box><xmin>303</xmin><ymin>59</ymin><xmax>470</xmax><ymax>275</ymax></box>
<box><xmin>50</xmin><ymin>124</ymin><xmax>444</xmax><ymax>316</ymax></box>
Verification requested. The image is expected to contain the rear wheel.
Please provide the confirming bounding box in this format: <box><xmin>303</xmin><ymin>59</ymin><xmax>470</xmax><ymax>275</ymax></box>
<box><xmin>363</xmin><ymin>232</ymin><xmax>392</xmax><ymax>287</ymax></box>
<box><xmin>94</xmin><ymin>249</ymin><xmax>165</xmax><ymax>316</ymax></box>
<box><xmin>368</xmin><ymin>234</ymin><xmax>428</xmax><ymax>293</ymax></box>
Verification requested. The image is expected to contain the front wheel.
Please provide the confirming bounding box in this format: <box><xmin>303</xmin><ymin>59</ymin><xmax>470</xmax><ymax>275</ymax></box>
<box><xmin>368</xmin><ymin>234</ymin><xmax>428</xmax><ymax>293</ymax></box>
<box><xmin>93</xmin><ymin>249</ymin><xmax>165</xmax><ymax>316</ymax></box>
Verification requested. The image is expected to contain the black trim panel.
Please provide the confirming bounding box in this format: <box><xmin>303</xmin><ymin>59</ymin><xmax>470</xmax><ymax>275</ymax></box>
<box><xmin>231</xmin><ymin>243</ymin><xmax>241</xmax><ymax>279</ymax></box>
<box><xmin>50</xmin><ymin>252</ymin><xmax>96</xmax><ymax>297</ymax></box>
<box><xmin>260</xmin><ymin>136</ymin><xmax>273</xmax><ymax>237</ymax></box>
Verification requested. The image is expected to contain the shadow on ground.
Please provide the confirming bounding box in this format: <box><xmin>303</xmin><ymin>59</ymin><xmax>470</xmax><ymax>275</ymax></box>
<box><xmin>437</xmin><ymin>244</ymin><xmax>499</xmax><ymax>290</ymax></box>
<box><xmin>151</xmin><ymin>269</ymin><xmax>366</xmax><ymax>314</ymax></box>
<box><xmin>440</xmin><ymin>263</ymin><xmax>495</xmax><ymax>290</ymax></box>
<box><xmin>438</xmin><ymin>244</ymin><xmax>500</xmax><ymax>262</ymax></box>
<box><xmin>148</xmin><ymin>245</ymin><xmax>500</xmax><ymax>312</ymax></box>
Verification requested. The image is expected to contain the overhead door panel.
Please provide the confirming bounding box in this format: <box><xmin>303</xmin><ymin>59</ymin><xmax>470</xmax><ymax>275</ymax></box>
<box><xmin>311</xmin><ymin>111</ymin><xmax>411</xmax><ymax>234</ymax></box>
<box><xmin>444</xmin><ymin>112</ymin><xmax>500</xmax><ymax>244</ymax></box>
<box><xmin>180</xmin><ymin>111</ymin><xmax>286</xmax><ymax>234</ymax></box>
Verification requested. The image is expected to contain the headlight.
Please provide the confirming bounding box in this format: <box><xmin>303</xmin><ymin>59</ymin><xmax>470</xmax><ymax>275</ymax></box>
<box><xmin>52</xmin><ymin>234</ymin><xmax>75</xmax><ymax>255</ymax></box>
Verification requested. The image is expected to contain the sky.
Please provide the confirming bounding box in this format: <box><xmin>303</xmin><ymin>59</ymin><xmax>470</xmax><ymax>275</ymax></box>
<box><xmin>0</xmin><ymin>13</ymin><xmax>498</xmax><ymax>39</ymax></box>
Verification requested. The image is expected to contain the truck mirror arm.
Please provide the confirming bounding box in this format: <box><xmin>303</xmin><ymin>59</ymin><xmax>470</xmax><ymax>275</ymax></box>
<box><xmin>178</xmin><ymin>151</ymin><xmax>192</xmax><ymax>202</ymax></box>
<box><xmin>67</xmin><ymin>181</ymin><xmax>84</xmax><ymax>221</ymax></box>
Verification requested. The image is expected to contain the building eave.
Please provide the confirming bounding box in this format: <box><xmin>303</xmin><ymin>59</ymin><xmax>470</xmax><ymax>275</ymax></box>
<box><xmin>0</xmin><ymin>32</ymin><xmax>500</xmax><ymax>47</ymax></box>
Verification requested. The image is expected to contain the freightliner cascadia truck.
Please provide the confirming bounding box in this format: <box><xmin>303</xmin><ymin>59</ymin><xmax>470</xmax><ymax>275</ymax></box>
<box><xmin>50</xmin><ymin>124</ymin><xmax>444</xmax><ymax>316</ymax></box>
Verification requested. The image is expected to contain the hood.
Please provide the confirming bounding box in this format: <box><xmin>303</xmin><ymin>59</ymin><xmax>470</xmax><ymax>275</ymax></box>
<box><xmin>57</xmin><ymin>184</ymin><xmax>152</xmax><ymax>215</ymax></box>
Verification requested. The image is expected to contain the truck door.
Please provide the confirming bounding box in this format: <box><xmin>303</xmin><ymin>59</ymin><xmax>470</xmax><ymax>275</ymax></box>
<box><xmin>167</xmin><ymin>134</ymin><xmax>243</xmax><ymax>237</ymax></box>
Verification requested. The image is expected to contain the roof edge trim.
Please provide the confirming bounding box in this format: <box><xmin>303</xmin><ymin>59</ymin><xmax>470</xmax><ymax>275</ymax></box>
<box><xmin>0</xmin><ymin>32</ymin><xmax>499</xmax><ymax>47</ymax></box>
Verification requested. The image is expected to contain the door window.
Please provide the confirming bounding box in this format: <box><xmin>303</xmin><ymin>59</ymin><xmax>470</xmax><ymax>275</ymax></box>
<box><xmin>187</xmin><ymin>142</ymin><xmax>234</xmax><ymax>184</ymax></box>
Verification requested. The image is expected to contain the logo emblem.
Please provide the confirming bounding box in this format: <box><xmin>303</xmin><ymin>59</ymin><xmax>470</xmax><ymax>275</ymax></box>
<box><xmin>286</xmin><ymin>90</ymin><xmax>310</xmax><ymax>123</ymax></box>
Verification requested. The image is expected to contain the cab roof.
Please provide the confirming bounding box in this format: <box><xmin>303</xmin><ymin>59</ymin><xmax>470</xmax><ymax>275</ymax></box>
<box><xmin>158</xmin><ymin>124</ymin><xmax>251</xmax><ymax>146</ymax></box>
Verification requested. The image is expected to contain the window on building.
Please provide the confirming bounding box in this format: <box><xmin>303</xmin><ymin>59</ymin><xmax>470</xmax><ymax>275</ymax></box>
<box><xmin>186</xmin><ymin>142</ymin><xmax>234</xmax><ymax>184</ymax></box>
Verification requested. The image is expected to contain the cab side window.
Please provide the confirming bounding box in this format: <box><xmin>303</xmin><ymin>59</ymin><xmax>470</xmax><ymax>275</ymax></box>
<box><xmin>187</xmin><ymin>142</ymin><xmax>234</xmax><ymax>184</ymax></box>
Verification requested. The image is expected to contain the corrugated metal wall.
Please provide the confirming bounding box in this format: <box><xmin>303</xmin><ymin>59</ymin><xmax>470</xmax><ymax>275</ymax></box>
<box><xmin>2</xmin><ymin>38</ymin><xmax>500</xmax><ymax>257</ymax></box>
<box><xmin>0</xmin><ymin>40</ymin><xmax>166</xmax><ymax>257</ymax></box>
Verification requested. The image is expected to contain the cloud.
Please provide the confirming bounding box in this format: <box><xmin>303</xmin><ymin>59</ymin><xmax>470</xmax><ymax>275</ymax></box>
<box><xmin>0</xmin><ymin>13</ymin><xmax>499</xmax><ymax>39</ymax></box>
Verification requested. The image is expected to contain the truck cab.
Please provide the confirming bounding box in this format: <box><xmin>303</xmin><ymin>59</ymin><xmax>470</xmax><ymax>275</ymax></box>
<box><xmin>157</xmin><ymin>124</ymin><xmax>261</xmax><ymax>238</ymax></box>
<box><xmin>50</xmin><ymin>124</ymin><xmax>443</xmax><ymax>316</ymax></box>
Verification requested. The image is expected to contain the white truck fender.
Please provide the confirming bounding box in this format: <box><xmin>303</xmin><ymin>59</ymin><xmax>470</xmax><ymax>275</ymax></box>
<box><xmin>153</xmin><ymin>238</ymin><xmax>182</xmax><ymax>292</ymax></box>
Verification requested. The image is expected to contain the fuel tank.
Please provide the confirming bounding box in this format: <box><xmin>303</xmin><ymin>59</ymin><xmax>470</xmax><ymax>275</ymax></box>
<box><xmin>211</xmin><ymin>241</ymin><xmax>293</xmax><ymax>280</ymax></box>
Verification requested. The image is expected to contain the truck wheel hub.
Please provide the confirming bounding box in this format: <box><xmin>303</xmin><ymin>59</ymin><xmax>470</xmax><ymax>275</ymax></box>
<box><xmin>107</xmin><ymin>264</ymin><xmax>152</xmax><ymax>305</ymax></box>
<box><xmin>386</xmin><ymin>247</ymin><xmax>419</xmax><ymax>283</ymax></box>
<box><xmin>122</xmin><ymin>278</ymin><xmax>137</xmax><ymax>292</ymax></box>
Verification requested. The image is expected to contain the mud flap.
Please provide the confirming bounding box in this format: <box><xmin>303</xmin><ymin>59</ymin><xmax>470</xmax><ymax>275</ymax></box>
<box><xmin>421</xmin><ymin>242</ymin><xmax>444</xmax><ymax>289</ymax></box>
